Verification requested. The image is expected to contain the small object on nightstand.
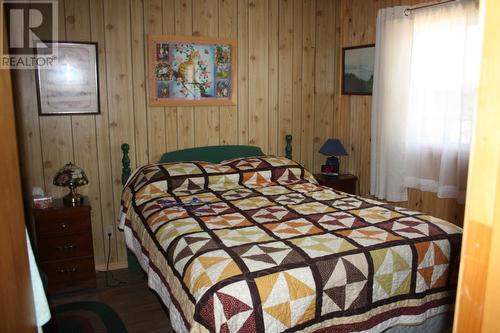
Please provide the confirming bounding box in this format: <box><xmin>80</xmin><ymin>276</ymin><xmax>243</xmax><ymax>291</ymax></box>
<box><xmin>315</xmin><ymin>173</ymin><xmax>358</xmax><ymax>195</ymax></box>
<box><xmin>32</xmin><ymin>187</ymin><xmax>53</xmax><ymax>209</ymax></box>
<box><xmin>319</xmin><ymin>139</ymin><xmax>348</xmax><ymax>176</ymax></box>
<box><xmin>53</xmin><ymin>162</ymin><xmax>89</xmax><ymax>207</ymax></box>
<box><xmin>33</xmin><ymin>194</ymin><xmax>54</xmax><ymax>209</ymax></box>
<box><xmin>31</xmin><ymin>197</ymin><xmax>96</xmax><ymax>294</ymax></box>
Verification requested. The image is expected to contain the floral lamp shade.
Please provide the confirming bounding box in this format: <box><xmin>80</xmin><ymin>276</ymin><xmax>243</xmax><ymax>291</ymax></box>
<box><xmin>53</xmin><ymin>162</ymin><xmax>88</xmax><ymax>206</ymax></box>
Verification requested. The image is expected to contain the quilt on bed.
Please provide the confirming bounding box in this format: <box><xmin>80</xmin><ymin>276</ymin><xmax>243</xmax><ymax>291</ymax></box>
<box><xmin>119</xmin><ymin>156</ymin><xmax>462</xmax><ymax>333</ymax></box>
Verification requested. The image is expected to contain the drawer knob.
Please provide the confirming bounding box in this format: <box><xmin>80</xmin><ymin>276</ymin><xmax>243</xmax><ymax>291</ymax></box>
<box><xmin>61</xmin><ymin>223</ymin><xmax>67</xmax><ymax>229</ymax></box>
<box><xmin>56</xmin><ymin>244</ymin><xmax>76</xmax><ymax>251</ymax></box>
<box><xmin>57</xmin><ymin>267</ymin><xmax>78</xmax><ymax>274</ymax></box>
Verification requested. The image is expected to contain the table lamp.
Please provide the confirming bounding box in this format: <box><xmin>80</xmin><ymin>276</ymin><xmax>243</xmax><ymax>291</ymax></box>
<box><xmin>53</xmin><ymin>162</ymin><xmax>89</xmax><ymax>206</ymax></box>
<box><xmin>319</xmin><ymin>139</ymin><xmax>348</xmax><ymax>176</ymax></box>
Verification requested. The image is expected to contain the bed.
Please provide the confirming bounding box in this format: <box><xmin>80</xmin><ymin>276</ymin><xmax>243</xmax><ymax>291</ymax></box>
<box><xmin>118</xmin><ymin>135</ymin><xmax>461</xmax><ymax>333</ymax></box>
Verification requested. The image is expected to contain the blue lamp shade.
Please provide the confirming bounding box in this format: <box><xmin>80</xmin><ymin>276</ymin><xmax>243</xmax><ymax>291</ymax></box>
<box><xmin>319</xmin><ymin>139</ymin><xmax>348</xmax><ymax>157</ymax></box>
<box><xmin>319</xmin><ymin>139</ymin><xmax>348</xmax><ymax>176</ymax></box>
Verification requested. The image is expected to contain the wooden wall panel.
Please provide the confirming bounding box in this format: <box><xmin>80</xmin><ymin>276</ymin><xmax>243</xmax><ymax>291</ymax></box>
<box><xmin>313</xmin><ymin>0</ymin><xmax>336</xmax><ymax>172</ymax></box>
<box><xmin>291</xmin><ymin>0</ymin><xmax>303</xmax><ymax>161</ymax></box>
<box><xmin>337</xmin><ymin>0</ymin><xmax>465</xmax><ymax>226</ymax></box>
<box><xmin>14</xmin><ymin>0</ymin><xmax>339</xmax><ymax>268</ymax></box>
<box><xmin>90</xmin><ymin>0</ymin><xmax>119</xmax><ymax>270</ymax></box>
<box><xmin>131</xmin><ymin>0</ymin><xmax>149</xmax><ymax>167</ymax></box>
<box><xmin>248</xmin><ymin>0</ymin><xmax>269</xmax><ymax>150</ymax></box>
<box><xmin>237</xmin><ymin>0</ymin><xmax>249</xmax><ymax>145</ymax></box>
<box><xmin>103</xmin><ymin>0</ymin><xmax>136</xmax><ymax>264</ymax></box>
<box><xmin>218</xmin><ymin>0</ymin><xmax>238</xmax><ymax>145</ymax></box>
<box><xmin>64</xmin><ymin>0</ymin><xmax>107</xmax><ymax>269</ymax></box>
<box><xmin>300</xmin><ymin>0</ymin><xmax>316</xmax><ymax>172</ymax></box>
<box><xmin>267</xmin><ymin>0</ymin><xmax>279</xmax><ymax>155</ymax></box>
<box><xmin>277</xmin><ymin>0</ymin><xmax>293</xmax><ymax>156</ymax></box>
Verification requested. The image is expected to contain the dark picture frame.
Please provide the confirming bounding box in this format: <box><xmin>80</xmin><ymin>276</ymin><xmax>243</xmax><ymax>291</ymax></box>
<box><xmin>342</xmin><ymin>44</ymin><xmax>375</xmax><ymax>95</ymax></box>
<box><xmin>35</xmin><ymin>41</ymin><xmax>100</xmax><ymax>115</ymax></box>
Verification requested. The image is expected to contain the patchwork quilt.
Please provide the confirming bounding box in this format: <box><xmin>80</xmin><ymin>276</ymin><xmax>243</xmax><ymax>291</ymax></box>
<box><xmin>119</xmin><ymin>156</ymin><xmax>462</xmax><ymax>333</ymax></box>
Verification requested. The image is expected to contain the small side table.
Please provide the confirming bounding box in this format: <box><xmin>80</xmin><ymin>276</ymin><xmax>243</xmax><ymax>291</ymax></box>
<box><xmin>31</xmin><ymin>197</ymin><xmax>96</xmax><ymax>294</ymax></box>
<box><xmin>314</xmin><ymin>173</ymin><xmax>358</xmax><ymax>195</ymax></box>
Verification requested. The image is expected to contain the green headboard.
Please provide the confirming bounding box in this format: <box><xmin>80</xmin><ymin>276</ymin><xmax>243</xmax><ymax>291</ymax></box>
<box><xmin>121</xmin><ymin>134</ymin><xmax>293</xmax><ymax>185</ymax></box>
<box><xmin>159</xmin><ymin>145</ymin><xmax>264</xmax><ymax>164</ymax></box>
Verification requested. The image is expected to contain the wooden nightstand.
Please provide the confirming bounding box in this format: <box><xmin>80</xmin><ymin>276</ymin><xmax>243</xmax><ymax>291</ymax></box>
<box><xmin>314</xmin><ymin>173</ymin><xmax>358</xmax><ymax>195</ymax></box>
<box><xmin>31</xmin><ymin>197</ymin><xmax>96</xmax><ymax>293</ymax></box>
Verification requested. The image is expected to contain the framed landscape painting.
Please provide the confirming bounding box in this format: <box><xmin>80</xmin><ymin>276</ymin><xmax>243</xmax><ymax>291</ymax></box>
<box><xmin>342</xmin><ymin>44</ymin><xmax>375</xmax><ymax>95</ymax></box>
<box><xmin>148</xmin><ymin>35</ymin><xmax>237</xmax><ymax>106</ymax></box>
<box><xmin>35</xmin><ymin>41</ymin><xmax>100</xmax><ymax>115</ymax></box>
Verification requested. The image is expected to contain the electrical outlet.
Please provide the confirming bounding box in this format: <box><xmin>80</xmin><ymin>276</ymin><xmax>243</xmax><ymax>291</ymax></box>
<box><xmin>104</xmin><ymin>225</ymin><xmax>114</xmax><ymax>237</ymax></box>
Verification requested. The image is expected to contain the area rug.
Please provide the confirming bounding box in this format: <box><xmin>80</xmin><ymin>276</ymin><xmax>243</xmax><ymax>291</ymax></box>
<box><xmin>51</xmin><ymin>301</ymin><xmax>128</xmax><ymax>333</ymax></box>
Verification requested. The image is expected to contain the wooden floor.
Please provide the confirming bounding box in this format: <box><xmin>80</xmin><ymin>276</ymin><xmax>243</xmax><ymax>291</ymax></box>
<box><xmin>50</xmin><ymin>269</ymin><xmax>174</xmax><ymax>333</ymax></box>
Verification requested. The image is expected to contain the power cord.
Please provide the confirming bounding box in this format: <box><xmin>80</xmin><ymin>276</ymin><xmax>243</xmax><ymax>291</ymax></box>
<box><xmin>105</xmin><ymin>232</ymin><xmax>126</xmax><ymax>288</ymax></box>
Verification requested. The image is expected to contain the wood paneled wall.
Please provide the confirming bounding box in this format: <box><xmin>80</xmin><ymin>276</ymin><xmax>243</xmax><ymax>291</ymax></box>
<box><xmin>336</xmin><ymin>0</ymin><xmax>465</xmax><ymax>227</ymax></box>
<box><xmin>13</xmin><ymin>0</ymin><xmax>339</xmax><ymax>269</ymax></box>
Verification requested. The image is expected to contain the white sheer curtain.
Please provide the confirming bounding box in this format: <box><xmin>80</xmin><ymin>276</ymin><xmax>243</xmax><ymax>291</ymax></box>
<box><xmin>370</xmin><ymin>1</ymin><xmax>481</xmax><ymax>203</ymax></box>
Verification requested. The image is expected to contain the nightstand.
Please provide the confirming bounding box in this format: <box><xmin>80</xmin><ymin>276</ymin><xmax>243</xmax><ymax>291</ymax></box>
<box><xmin>31</xmin><ymin>197</ymin><xmax>96</xmax><ymax>293</ymax></box>
<box><xmin>314</xmin><ymin>173</ymin><xmax>358</xmax><ymax>195</ymax></box>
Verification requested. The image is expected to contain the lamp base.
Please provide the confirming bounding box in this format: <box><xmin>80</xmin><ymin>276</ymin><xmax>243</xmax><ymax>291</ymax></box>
<box><xmin>63</xmin><ymin>187</ymin><xmax>82</xmax><ymax>207</ymax></box>
<box><xmin>321</xmin><ymin>156</ymin><xmax>340</xmax><ymax>177</ymax></box>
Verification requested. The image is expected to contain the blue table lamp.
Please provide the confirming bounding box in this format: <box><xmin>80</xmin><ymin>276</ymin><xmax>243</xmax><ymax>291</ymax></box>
<box><xmin>319</xmin><ymin>139</ymin><xmax>348</xmax><ymax>176</ymax></box>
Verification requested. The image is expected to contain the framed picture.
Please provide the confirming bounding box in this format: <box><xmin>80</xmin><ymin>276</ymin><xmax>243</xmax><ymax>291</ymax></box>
<box><xmin>342</xmin><ymin>44</ymin><xmax>375</xmax><ymax>95</ymax></box>
<box><xmin>148</xmin><ymin>35</ymin><xmax>237</xmax><ymax>106</ymax></box>
<box><xmin>35</xmin><ymin>41</ymin><xmax>100</xmax><ymax>115</ymax></box>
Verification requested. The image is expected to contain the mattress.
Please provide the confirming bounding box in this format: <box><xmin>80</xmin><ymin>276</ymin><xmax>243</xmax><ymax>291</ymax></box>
<box><xmin>119</xmin><ymin>156</ymin><xmax>462</xmax><ymax>332</ymax></box>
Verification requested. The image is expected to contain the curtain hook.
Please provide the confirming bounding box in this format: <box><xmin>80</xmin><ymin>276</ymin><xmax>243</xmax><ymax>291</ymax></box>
<box><xmin>404</xmin><ymin>8</ymin><xmax>411</xmax><ymax>16</ymax></box>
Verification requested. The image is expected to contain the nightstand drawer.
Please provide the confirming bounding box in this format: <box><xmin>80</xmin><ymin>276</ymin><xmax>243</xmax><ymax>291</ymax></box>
<box><xmin>38</xmin><ymin>232</ymin><xmax>93</xmax><ymax>262</ymax></box>
<box><xmin>41</xmin><ymin>257</ymin><xmax>95</xmax><ymax>286</ymax></box>
<box><xmin>31</xmin><ymin>197</ymin><xmax>96</xmax><ymax>293</ymax></box>
<box><xmin>314</xmin><ymin>173</ymin><xmax>358</xmax><ymax>195</ymax></box>
<box><xmin>35</xmin><ymin>212</ymin><xmax>90</xmax><ymax>236</ymax></box>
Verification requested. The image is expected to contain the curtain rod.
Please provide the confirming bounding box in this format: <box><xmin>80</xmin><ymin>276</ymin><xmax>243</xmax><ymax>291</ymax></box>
<box><xmin>404</xmin><ymin>0</ymin><xmax>457</xmax><ymax>16</ymax></box>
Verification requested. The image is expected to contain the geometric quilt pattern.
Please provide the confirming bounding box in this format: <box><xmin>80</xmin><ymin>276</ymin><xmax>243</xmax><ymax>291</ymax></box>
<box><xmin>121</xmin><ymin>156</ymin><xmax>463</xmax><ymax>333</ymax></box>
<box><xmin>254</xmin><ymin>267</ymin><xmax>316</xmax><ymax>332</ymax></box>
<box><xmin>247</xmin><ymin>205</ymin><xmax>297</xmax><ymax>223</ymax></box>
<box><xmin>184</xmin><ymin>249</ymin><xmax>242</xmax><ymax>300</ymax></box>
<box><xmin>414</xmin><ymin>240</ymin><xmax>450</xmax><ymax>292</ymax></box>
<box><xmin>263</xmin><ymin>218</ymin><xmax>323</xmax><ymax>239</ymax></box>
<box><xmin>233</xmin><ymin>241</ymin><xmax>302</xmax><ymax>272</ymax></box>
<box><xmin>316</xmin><ymin>253</ymin><xmax>369</xmax><ymax>314</ymax></box>
<box><xmin>350</xmin><ymin>206</ymin><xmax>403</xmax><ymax>224</ymax></box>
<box><xmin>200</xmin><ymin>213</ymin><xmax>252</xmax><ymax>229</ymax></box>
<box><xmin>336</xmin><ymin>226</ymin><xmax>403</xmax><ymax>247</ymax></box>
<box><xmin>307</xmin><ymin>211</ymin><xmax>367</xmax><ymax>231</ymax></box>
<box><xmin>376</xmin><ymin>217</ymin><xmax>445</xmax><ymax>239</ymax></box>
<box><xmin>169</xmin><ymin>231</ymin><xmax>219</xmax><ymax>275</ymax></box>
<box><xmin>290</xmin><ymin>233</ymin><xmax>356</xmax><ymax>258</ymax></box>
<box><xmin>198</xmin><ymin>280</ymin><xmax>256</xmax><ymax>333</ymax></box>
<box><xmin>370</xmin><ymin>245</ymin><xmax>413</xmax><ymax>301</ymax></box>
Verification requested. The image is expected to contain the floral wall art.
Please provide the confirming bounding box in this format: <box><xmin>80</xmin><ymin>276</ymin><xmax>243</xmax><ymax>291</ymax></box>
<box><xmin>148</xmin><ymin>35</ymin><xmax>237</xmax><ymax>106</ymax></box>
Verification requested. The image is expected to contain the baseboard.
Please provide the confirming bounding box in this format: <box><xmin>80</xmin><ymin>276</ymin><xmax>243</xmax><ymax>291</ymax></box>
<box><xmin>95</xmin><ymin>260</ymin><xmax>128</xmax><ymax>272</ymax></box>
